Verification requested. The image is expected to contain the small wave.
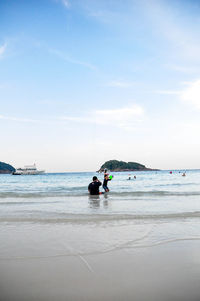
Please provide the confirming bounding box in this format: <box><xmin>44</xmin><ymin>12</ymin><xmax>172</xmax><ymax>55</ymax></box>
<box><xmin>0</xmin><ymin>192</ymin><xmax>88</xmax><ymax>198</ymax></box>
<box><xmin>110</xmin><ymin>191</ymin><xmax>200</xmax><ymax>197</ymax></box>
<box><xmin>1</xmin><ymin>211</ymin><xmax>200</xmax><ymax>224</ymax></box>
<box><xmin>0</xmin><ymin>200</ymin><xmax>61</xmax><ymax>205</ymax></box>
<box><xmin>155</xmin><ymin>183</ymin><xmax>196</xmax><ymax>187</ymax></box>
<box><xmin>0</xmin><ymin>190</ymin><xmax>200</xmax><ymax>198</ymax></box>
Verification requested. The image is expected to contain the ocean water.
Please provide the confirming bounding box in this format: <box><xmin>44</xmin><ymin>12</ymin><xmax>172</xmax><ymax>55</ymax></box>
<box><xmin>0</xmin><ymin>170</ymin><xmax>200</xmax><ymax>219</ymax></box>
<box><xmin>0</xmin><ymin>170</ymin><xmax>200</xmax><ymax>255</ymax></box>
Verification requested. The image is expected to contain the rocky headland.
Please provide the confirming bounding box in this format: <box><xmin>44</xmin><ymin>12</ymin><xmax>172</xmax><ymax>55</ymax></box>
<box><xmin>0</xmin><ymin>161</ymin><xmax>15</xmax><ymax>174</ymax></box>
<box><xmin>98</xmin><ymin>160</ymin><xmax>159</xmax><ymax>172</ymax></box>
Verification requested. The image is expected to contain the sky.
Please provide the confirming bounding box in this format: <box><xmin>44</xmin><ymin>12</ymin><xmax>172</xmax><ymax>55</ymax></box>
<box><xmin>1</xmin><ymin>0</ymin><xmax>200</xmax><ymax>172</ymax></box>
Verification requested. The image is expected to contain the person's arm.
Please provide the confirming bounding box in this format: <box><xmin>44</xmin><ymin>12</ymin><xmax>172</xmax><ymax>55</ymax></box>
<box><xmin>88</xmin><ymin>184</ymin><xmax>91</xmax><ymax>192</ymax></box>
<box><xmin>98</xmin><ymin>181</ymin><xmax>102</xmax><ymax>186</ymax></box>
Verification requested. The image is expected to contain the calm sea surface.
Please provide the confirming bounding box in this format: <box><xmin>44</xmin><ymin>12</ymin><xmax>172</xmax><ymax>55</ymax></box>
<box><xmin>0</xmin><ymin>170</ymin><xmax>200</xmax><ymax>220</ymax></box>
<box><xmin>1</xmin><ymin>169</ymin><xmax>200</xmax><ymax>263</ymax></box>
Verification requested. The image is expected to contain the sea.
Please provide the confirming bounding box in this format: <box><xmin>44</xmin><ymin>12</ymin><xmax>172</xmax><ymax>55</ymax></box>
<box><xmin>0</xmin><ymin>170</ymin><xmax>200</xmax><ymax>255</ymax></box>
<box><xmin>1</xmin><ymin>170</ymin><xmax>200</xmax><ymax>218</ymax></box>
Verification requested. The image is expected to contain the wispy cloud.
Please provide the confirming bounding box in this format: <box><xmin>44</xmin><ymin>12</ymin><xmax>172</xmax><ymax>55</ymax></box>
<box><xmin>0</xmin><ymin>105</ymin><xmax>144</xmax><ymax>130</ymax></box>
<box><xmin>61</xmin><ymin>105</ymin><xmax>144</xmax><ymax>131</ymax></box>
<box><xmin>54</xmin><ymin>0</ymin><xmax>71</xmax><ymax>9</ymax></box>
<box><xmin>61</xmin><ymin>0</ymin><xmax>70</xmax><ymax>9</ymax></box>
<box><xmin>0</xmin><ymin>43</ymin><xmax>7</xmax><ymax>58</ymax></box>
<box><xmin>85</xmin><ymin>1</ymin><xmax>128</xmax><ymax>25</ymax></box>
<box><xmin>0</xmin><ymin>115</ymin><xmax>42</xmax><ymax>123</ymax></box>
<box><xmin>49</xmin><ymin>48</ymin><xmax>97</xmax><ymax>70</ymax></box>
<box><xmin>155</xmin><ymin>79</ymin><xmax>200</xmax><ymax>110</ymax></box>
<box><xmin>144</xmin><ymin>1</ymin><xmax>200</xmax><ymax>62</ymax></box>
<box><xmin>155</xmin><ymin>90</ymin><xmax>181</xmax><ymax>95</ymax></box>
<box><xmin>88</xmin><ymin>10</ymin><xmax>116</xmax><ymax>24</ymax></box>
<box><xmin>106</xmin><ymin>80</ymin><xmax>137</xmax><ymax>88</ymax></box>
<box><xmin>179</xmin><ymin>79</ymin><xmax>200</xmax><ymax>110</ymax></box>
<box><xmin>165</xmin><ymin>64</ymin><xmax>199</xmax><ymax>74</ymax></box>
<box><xmin>26</xmin><ymin>40</ymin><xmax>96</xmax><ymax>71</ymax></box>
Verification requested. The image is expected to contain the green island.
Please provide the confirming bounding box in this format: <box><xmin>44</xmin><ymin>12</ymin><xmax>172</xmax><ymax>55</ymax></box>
<box><xmin>0</xmin><ymin>161</ymin><xmax>15</xmax><ymax>174</ymax></box>
<box><xmin>98</xmin><ymin>160</ymin><xmax>158</xmax><ymax>172</ymax></box>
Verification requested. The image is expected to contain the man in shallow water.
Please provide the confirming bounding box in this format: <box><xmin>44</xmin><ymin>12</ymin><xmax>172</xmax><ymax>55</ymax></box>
<box><xmin>88</xmin><ymin>176</ymin><xmax>102</xmax><ymax>195</ymax></box>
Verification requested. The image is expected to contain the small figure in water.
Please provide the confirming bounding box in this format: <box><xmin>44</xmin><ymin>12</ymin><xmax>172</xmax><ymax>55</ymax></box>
<box><xmin>128</xmin><ymin>175</ymin><xmax>136</xmax><ymax>180</ymax></box>
<box><xmin>103</xmin><ymin>174</ymin><xmax>113</xmax><ymax>192</ymax></box>
<box><xmin>182</xmin><ymin>172</ymin><xmax>186</xmax><ymax>177</ymax></box>
<box><xmin>104</xmin><ymin>168</ymin><xmax>109</xmax><ymax>177</ymax></box>
<box><xmin>88</xmin><ymin>176</ymin><xmax>102</xmax><ymax>195</ymax></box>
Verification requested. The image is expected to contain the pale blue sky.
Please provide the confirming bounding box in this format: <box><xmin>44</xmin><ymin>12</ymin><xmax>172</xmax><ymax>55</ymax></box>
<box><xmin>1</xmin><ymin>0</ymin><xmax>200</xmax><ymax>171</ymax></box>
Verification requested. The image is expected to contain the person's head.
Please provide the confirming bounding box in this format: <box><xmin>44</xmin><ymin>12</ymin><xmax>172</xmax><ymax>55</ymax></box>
<box><xmin>93</xmin><ymin>176</ymin><xmax>98</xmax><ymax>181</ymax></box>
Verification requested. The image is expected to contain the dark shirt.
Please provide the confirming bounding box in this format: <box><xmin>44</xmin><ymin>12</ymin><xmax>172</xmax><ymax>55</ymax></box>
<box><xmin>103</xmin><ymin>178</ymin><xmax>111</xmax><ymax>187</ymax></box>
<box><xmin>88</xmin><ymin>181</ymin><xmax>102</xmax><ymax>195</ymax></box>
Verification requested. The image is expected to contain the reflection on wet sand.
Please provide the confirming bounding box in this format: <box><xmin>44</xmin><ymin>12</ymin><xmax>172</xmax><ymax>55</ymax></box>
<box><xmin>88</xmin><ymin>195</ymin><xmax>100</xmax><ymax>209</ymax></box>
<box><xmin>88</xmin><ymin>194</ymin><xmax>110</xmax><ymax>209</ymax></box>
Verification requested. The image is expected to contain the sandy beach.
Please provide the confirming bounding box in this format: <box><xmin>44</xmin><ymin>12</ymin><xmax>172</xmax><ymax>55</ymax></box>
<box><xmin>1</xmin><ymin>219</ymin><xmax>200</xmax><ymax>301</ymax></box>
<box><xmin>1</xmin><ymin>240</ymin><xmax>200</xmax><ymax>301</ymax></box>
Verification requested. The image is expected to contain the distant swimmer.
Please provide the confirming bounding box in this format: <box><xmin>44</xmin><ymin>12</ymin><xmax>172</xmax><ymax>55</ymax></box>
<box><xmin>170</xmin><ymin>171</ymin><xmax>172</xmax><ymax>174</ymax></box>
<box><xmin>182</xmin><ymin>172</ymin><xmax>186</xmax><ymax>177</ymax></box>
<box><xmin>103</xmin><ymin>174</ymin><xmax>113</xmax><ymax>192</ymax></box>
<box><xmin>88</xmin><ymin>176</ymin><xmax>102</xmax><ymax>195</ymax></box>
<box><xmin>127</xmin><ymin>175</ymin><xmax>136</xmax><ymax>180</ymax></box>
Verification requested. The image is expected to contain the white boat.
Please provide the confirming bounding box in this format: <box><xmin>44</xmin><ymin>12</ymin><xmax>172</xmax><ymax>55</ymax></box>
<box><xmin>12</xmin><ymin>164</ymin><xmax>45</xmax><ymax>175</ymax></box>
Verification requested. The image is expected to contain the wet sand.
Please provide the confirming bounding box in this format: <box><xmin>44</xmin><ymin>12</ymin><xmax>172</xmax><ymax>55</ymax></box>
<box><xmin>1</xmin><ymin>238</ymin><xmax>200</xmax><ymax>301</ymax></box>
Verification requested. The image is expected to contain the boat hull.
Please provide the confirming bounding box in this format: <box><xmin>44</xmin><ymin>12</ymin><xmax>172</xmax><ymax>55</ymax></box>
<box><xmin>12</xmin><ymin>171</ymin><xmax>45</xmax><ymax>175</ymax></box>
